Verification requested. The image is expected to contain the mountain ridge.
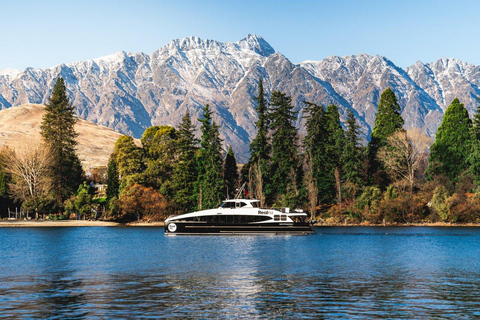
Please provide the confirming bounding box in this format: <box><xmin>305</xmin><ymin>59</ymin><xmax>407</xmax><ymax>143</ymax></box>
<box><xmin>0</xmin><ymin>35</ymin><xmax>479</xmax><ymax>162</ymax></box>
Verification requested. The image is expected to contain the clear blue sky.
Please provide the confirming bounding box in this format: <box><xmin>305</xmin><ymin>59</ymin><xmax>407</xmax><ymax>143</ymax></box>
<box><xmin>1</xmin><ymin>0</ymin><xmax>479</xmax><ymax>71</ymax></box>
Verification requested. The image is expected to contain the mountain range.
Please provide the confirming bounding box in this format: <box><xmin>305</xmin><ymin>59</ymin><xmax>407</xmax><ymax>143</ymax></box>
<box><xmin>1</xmin><ymin>34</ymin><xmax>479</xmax><ymax>162</ymax></box>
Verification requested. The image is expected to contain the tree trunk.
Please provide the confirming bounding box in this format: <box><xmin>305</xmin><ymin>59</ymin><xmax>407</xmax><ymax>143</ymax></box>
<box><xmin>335</xmin><ymin>166</ymin><xmax>342</xmax><ymax>205</ymax></box>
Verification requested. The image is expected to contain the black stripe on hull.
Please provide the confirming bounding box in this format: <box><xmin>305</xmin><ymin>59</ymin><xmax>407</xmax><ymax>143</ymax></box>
<box><xmin>164</xmin><ymin>223</ymin><xmax>314</xmax><ymax>235</ymax></box>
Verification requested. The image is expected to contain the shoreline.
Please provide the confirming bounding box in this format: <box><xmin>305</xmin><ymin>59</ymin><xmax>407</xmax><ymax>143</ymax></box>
<box><xmin>0</xmin><ymin>220</ymin><xmax>479</xmax><ymax>228</ymax></box>
<box><xmin>0</xmin><ymin>220</ymin><xmax>165</xmax><ymax>227</ymax></box>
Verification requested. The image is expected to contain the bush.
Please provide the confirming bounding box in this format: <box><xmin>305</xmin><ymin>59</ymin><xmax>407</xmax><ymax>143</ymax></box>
<box><xmin>430</xmin><ymin>186</ymin><xmax>450</xmax><ymax>221</ymax></box>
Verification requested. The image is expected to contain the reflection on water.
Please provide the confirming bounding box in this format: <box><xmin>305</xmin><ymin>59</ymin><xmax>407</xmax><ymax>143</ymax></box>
<box><xmin>1</xmin><ymin>227</ymin><xmax>480</xmax><ymax>318</ymax></box>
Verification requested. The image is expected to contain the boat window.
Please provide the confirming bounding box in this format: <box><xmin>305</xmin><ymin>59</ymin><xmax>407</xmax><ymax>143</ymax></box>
<box><xmin>220</xmin><ymin>202</ymin><xmax>236</xmax><ymax>208</ymax></box>
<box><xmin>251</xmin><ymin>202</ymin><xmax>259</xmax><ymax>208</ymax></box>
<box><xmin>194</xmin><ymin>215</ymin><xmax>271</xmax><ymax>223</ymax></box>
<box><xmin>281</xmin><ymin>215</ymin><xmax>287</xmax><ymax>221</ymax></box>
<box><xmin>274</xmin><ymin>215</ymin><xmax>280</xmax><ymax>221</ymax></box>
<box><xmin>235</xmin><ymin>202</ymin><xmax>248</xmax><ymax>208</ymax></box>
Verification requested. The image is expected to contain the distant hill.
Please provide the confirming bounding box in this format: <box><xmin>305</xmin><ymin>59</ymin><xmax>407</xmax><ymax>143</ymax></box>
<box><xmin>0</xmin><ymin>104</ymin><xmax>133</xmax><ymax>171</ymax></box>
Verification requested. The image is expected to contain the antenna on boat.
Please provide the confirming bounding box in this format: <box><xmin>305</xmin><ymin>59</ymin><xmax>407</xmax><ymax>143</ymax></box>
<box><xmin>234</xmin><ymin>182</ymin><xmax>247</xmax><ymax>199</ymax></box>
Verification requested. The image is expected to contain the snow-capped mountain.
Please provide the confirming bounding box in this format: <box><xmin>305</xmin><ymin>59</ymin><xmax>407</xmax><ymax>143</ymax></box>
<box><xmin>0</xmin><ymin>35</ymin><xmax>479</xmax><ymax>162</ymax></box>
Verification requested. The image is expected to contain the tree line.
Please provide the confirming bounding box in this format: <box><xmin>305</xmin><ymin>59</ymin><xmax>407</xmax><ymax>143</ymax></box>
<box><xmin>2</xmin><ymin>77</ymin><xmax>480</xmax><ymax>224</ymax></box>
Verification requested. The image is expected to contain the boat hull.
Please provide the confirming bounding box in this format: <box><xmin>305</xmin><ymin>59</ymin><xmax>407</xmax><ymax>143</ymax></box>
<box><xmin>164</xmin><ymin>222</ymin><xmax>314</xmax><ymax>235</ymax></box>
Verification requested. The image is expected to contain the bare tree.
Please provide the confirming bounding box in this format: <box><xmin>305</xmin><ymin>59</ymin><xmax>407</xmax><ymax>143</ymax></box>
<box><xmin>1</xmin><ymin>139</ymin><xmax>53</xmax><ymax>216</ymax></box>
<box><xmin>378</xmin><ymin>128</ymin><xmax>432</xmax><ymax>194</ymax></box>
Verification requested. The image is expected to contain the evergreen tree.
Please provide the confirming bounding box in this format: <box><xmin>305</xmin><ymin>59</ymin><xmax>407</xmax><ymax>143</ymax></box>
<box><xmin>106</xmin><ymin>155</ymin><xmax>119</xmax><ymax>204</ymax></box>
<box><xmin>342</xmin><ymin>110</ymin><xmax>365</xmax><ymax>186</ymax></box>
<box><xmin>224</xmin><ymin>146</ymin><xmax>239</xmax><ymax>199</ymax></box>
<box><xmin>367</xmin><ymin>88</ymin><xmax>404</xmax><ymax>187</ymax></box>
<box><xmin>269</xmin><ymin>91</ymin><xmax>299</xmax><ymax>206</ymax></box>
<box><xmin>325</xmin><ymin>104</ymin><xmax>345</xmax><ymax>203</ymax></box>
<box><xmin>172</xmin><ymin>111</ymin><xmax>199</xmax><ymax>213</ymax></box>
<box><xmin>303</xmin><ymin>102</ymin><xmax>329</xmax><ymax>203</ymax></box>
<box><xmin>469</xmin><ymin>98</ymin><xmax>480</xmax><ymax>184</ymax></box>
<box><xmin>197</xmin><ymin>105</ymin><xmax>224</xmax><ymax>209</ymax></box>
<box><xmin>40</xmin><ymin>77</ymin><xmax>83</xmax><ymax>208</ymax></box>
<box><xmin>428</xmin><ymin>98</ymin><xmax>472</xmax><ymax>183</ymax></box>
<box><xmin>248</xmin><ymin>79</ymin><xmax>272</xmax><ymax>202</ymax></box>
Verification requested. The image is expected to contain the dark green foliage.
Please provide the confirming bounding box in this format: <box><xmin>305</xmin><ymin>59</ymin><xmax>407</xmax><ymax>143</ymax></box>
<box><xmin>269</xmin><ymin>91</ymin><xmax>300</xmax><ymax>206</ymax></box>
<box><xmin>249</xmin><ymin>79</ymin><xmax>272</xmax><ymax>201</ymax></box>
<box><xmin>40</xmin><ymin>77</ymin><xmax>83</xmax><ymax>207</ymax></box>
<box><xmin>303</xmin><ymin>102</ymin><xmax>329</xmax><ymax>202</ymax></box>
<box><xmin>172</xmin><ymin>111</ymin><xmax>199</xmax><ymax>213</ymax></box>
<box><xmin>197</xmin><ymin>104</ymin><xmax>224</xmax><ymax>209</ymax></box>
<box><xmin>65</xmin><ymin>181</ymin><xmax>92</xmax><ymax>218</ymax></box>
<box><xmin>106</xmin><ymin>155</ymin><xmax>119</xmax><ymax>204</ymax></box>
<box><xmin>325</xmin><ymin>104</ymin><xmax>345</xmax><ymax>202</ymax></box>
<box><xmin>469</xmin><ymin>98</ymin><xmax>480</xmax><ymax>185</ymax></box>
<box><xmin>427</xmin><ymin>98</ymin><xmax>472</xmax><ymax>183</ymax></box>
<box><xmin>224</xmin><ymin>146</ymin><xmax>239</xmax><ymax>198</ymax></box>
<box><xmin>342</xmin><ymin>110</ymin><xmax>365</xmax><ymax>186</ymax></box>
<box><xmin>367</xmin><ymin>88</ymin><xmax>404</xmax><ymax>187</ymax></box>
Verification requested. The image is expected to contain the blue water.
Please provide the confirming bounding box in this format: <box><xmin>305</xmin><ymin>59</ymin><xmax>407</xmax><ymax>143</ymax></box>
<box><xmin>1</xmin><ymin>227</ymin><xmax>480</xmax><ymax>318</ymax></box>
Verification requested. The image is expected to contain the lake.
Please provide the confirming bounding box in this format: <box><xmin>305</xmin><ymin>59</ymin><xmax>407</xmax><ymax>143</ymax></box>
<box><xmin>1</xmin><ymin>227</ymin><xmax>480</xmax><ymax>318</ymax></box>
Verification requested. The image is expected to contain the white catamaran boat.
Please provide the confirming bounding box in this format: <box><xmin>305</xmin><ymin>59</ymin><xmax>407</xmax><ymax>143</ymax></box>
<box><xmin>164</xmin><ymin>198</ymin><xmax>314</xmax><ymax>235</ymax></box>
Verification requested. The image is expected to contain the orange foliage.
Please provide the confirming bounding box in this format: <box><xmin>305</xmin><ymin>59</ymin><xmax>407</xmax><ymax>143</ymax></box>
<box><xmin>119</xmin><ymin>184</ymin><xmax>168</xmax><ymax>221</ymax></box>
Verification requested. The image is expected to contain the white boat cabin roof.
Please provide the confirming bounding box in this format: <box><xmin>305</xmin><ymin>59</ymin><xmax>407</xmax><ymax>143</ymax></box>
<box><xmin>220</xmin><ymin>199</ymin><xmax>260</xmax><ymax>208</ymax></box>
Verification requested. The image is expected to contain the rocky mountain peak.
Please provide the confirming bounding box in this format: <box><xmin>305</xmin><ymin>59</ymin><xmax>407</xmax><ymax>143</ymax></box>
<box><xmin>237</xmin><ymin>34</ymin><xmax>275</xmax><ymax>57</ymax></box>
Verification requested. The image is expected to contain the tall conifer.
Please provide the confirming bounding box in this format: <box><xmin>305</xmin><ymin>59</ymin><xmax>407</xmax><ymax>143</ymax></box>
<box><xmin>303</xmin><ymin>102</ymin><xmax>329</xmax><ymax>203</ymax></box>
<box><xmin>197</xmin><ymin>105</ymin><xmax>224</xmax><ymax>209</ymax></box>
<box><xmin>224</xmin><ymin>146</ymin><xmax>239</xmax><ymax>199</ymax></box>
<box><xmin>269</xmin><ymin>91</ymin><xmax>299</xmax><ymax>205</ymax></box>
<box><xmin>428</xmin><ymin>98</ymin><xmax>472</xmax><ymax>183</ymax></box>
<box><xmin>469</xmin><ymin>98</ymin><xmax>480</xmax><ymax>184</ymax></box>
<box><xmin>172</xmin><ymin>111</ymin><xmax>199</xmax><ymax>212</ymax></box>
<box><xmin>40</xmin><ymin>77</ymin><xmax>83</xmax><ymax>208</ymax></box>
<box><xmin>342</xmin><ymin>110</ymin><xmax>364</xmax><ymax>186</ymax></box>
<box><xmin>326</xmin><ymin>104</ymin><xmax>345</xmax><ymax>203</ymax></box>
<box><xmin>367</xmin><ymin>88</ymin><xmax>404</xmax><ymax>187</ymax></box>
<box><xmin>249</xmin><ymin>79</ymin><xmax>271</xmax><ymax>202</ymax></box>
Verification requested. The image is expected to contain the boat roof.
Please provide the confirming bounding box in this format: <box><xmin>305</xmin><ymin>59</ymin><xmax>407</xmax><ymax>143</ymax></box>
<box><xmin>223</xmin><ymin>199</ymin><xmax>259</xmax><ymax>203</ymax></box>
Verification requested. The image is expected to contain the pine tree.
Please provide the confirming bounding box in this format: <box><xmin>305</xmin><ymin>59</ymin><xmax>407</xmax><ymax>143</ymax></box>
<box><xmin>40</xmin><ymin>77</ymin><xmax>83</xmax><ymax>208</ymax></box>
<box><xmin>469</xmin><ymin>98</ymin><xmax>480</xmax><ymax>184</ymax></box>
<box><xmin>172</xmin><ymin>111</ymin><xmax>199</xmax><ymax>213</ymax></box>
<box><xmin>325</xmin><ymin>104</ymin><xmax>345</xmax><ymax>203</ymax></box>
<box><xmin>428</xmin><ymin>98</ymin><xmax>472</xmax><ymax>183</ymax></box>
<box><xmin>197</xmin><ymin>105</ymin><xmax>224</xmax><ymax>209</ymax></box>
<box><xmin>106</xmin><ymin>155</ymin><xmax>119</xmax><ymax>204</ymax></box>
<box><xmin>342</xmin><ymin>110</ymin><xmax>364</xmax><ymax>186</ymax></box>
<box><xmin>367</xmin><ymin>88</ymin><xmax>404</xmax><ymax>187</ymax></box>
<box><xmin>303</xmin><ymin>102</ymin><xmax>328</xmax><ymax>203</ymax></box>
<box><xmin>248</xmin><ymin>79</ymin><xmax>272</xmax><ymax>203</ymax></box>
<box><xmin>269</xmin><ymin>91</ymin><xmax>299</xmax><ymax>206</ymax></box>
<box><xmin>224</xmin><ymin>146</ymin><xmax>239</xmax><ymax>199</ymax></box>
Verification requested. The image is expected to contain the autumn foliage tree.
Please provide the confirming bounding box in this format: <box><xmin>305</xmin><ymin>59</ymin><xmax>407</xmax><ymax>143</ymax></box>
<box><xmin>119</xmin><ymin>184</ymin><xmax>168</xmax><ymax>222</ymax></box>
